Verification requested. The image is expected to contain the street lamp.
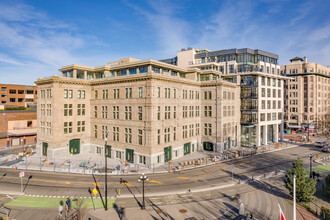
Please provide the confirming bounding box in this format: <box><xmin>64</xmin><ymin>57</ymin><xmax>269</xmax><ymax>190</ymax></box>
<box><xmin>138</xmin><ymin>173</ymin><xmax>148</xmax><ymax>210</ymax></box>
<box><xmin>308</xmin><ymin>154</ymin><xmax>313</xmax><ymax>178</ymax></box>
<box><xmin>104</xmin><ymin>132</ymin><xmax>109</xmax><ymax>211</ymax></box>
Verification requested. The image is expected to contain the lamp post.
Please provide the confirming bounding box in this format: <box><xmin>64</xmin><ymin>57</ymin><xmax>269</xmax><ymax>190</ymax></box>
<box><xmin>104</xmin><ymin>132</ymin><xmax>109</xmax><ymax>211</ymax></box>
<box><xmin>308</xmin><ymin>154</ymin><xmax>313</xmax><ymax>178</ymax></box>
<box><xmin>138</xmin><ymin>173</ymin><xmax>148</xmax><ymax>210</ymax></box>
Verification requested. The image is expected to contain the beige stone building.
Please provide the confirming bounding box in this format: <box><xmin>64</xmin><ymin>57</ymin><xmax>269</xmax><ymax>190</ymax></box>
<box><xmin>281</xmin><ymin>57</ymin><xmax>330</xmax><ymax>133</ymax></box>
<box><xmin>35</xmin><ymin>58</ymin><xmax>240</xmax><ymax>166</ymax></box>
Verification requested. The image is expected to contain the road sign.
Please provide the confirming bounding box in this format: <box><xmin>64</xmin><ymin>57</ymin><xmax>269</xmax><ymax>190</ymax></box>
<box><xmin>92</xmin><ymin>188</ymin><xmax>98</xmax><ymax>196</ymax></box>
<box><xmin>19</xmin><ymin>172</ymin><xmax>24</xmax><ymax>178</ymax></box>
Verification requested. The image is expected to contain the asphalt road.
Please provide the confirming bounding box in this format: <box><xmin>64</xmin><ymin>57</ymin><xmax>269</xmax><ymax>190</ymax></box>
<box><xmin>0</xmin><ymin>144</ymin><xmax>327</xmax><ymax>199</ymax></box>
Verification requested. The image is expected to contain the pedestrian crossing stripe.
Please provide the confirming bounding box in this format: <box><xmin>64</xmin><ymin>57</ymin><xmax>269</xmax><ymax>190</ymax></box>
<box><xmin>176</xmin><ymin>177</ymin><xmax>190</xmax><ymax>179</ymax></box>
<box><xmin>148</xmin><ymin>180</ymin><xmax>163</xmax><ymax>184</ymax></box>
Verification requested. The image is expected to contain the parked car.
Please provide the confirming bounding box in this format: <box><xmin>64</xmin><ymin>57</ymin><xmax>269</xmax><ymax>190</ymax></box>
<box><xmin>315</xmin><ymin>141</ymin><xmax>328</xmax><ymax>148</ymax></box>
<box><xmin>322</xmin><ymin>146</ymin><xmax>330</xmax><ymax>153</ymax></box>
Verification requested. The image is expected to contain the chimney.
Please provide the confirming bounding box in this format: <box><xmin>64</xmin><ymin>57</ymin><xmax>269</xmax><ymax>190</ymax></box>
<box><xmin>303</xmin><ymin>56</ymin><xmax>307</xmax><ymax>64</ymax></box>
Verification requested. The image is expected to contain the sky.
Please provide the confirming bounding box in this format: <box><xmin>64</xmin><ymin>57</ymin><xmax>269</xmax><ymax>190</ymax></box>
<box><xmin>0</xmin><ymin>0</ymin><xmax>330</xmax><ymax>85</ymax></box>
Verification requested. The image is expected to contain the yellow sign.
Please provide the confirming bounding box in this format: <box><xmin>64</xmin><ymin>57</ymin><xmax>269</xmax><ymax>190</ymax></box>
<box><xmin>92</xmin><ymin>188</ymin><xmax>98</xmax><ymax>196</ymax></box>
<box><xmin>93</xmin><ymin>183</ymin><xmax>100</xmax><ymax>187</ymax></box>
<box><xmin>316</xmin><ymin>154</ymin><xmax>318</xmax><ymax>159</ymax></box>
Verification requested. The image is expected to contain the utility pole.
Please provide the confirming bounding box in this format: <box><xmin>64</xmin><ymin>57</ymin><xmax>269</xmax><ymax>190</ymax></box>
<box><xmin>293</xmin><ymin>175</ymin><xmax>296</xmax><ymax>220</ymax></box>
<box><xmin>309</xmin><ymin>154</ymin><xmax>313</xmax><ymax>178</ymax></box>
<box><xmin>104</xmin><ymin>132</ymin><xmax>109</xmax><ymax>211</ymax></box>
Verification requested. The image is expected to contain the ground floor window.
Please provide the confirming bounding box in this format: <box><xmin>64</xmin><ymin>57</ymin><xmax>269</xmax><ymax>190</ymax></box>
<box><xmin>126</xmin><ymin>148</ymin><xmax>134</xmax><ymax>163</ymax></box>
<box><xmin>96</xmin><ymin>147</ymin><xmax>101</xmax><ymax>154</ymax></box>
<box><xmin>241</xmin><ymin>125</ymin><xmax>256</xmax><ymax>147</ymax></box>
<box><xmin>116</xmin><ymin>151</ymin><xmax>122</xmax><ymax>159</ymax></box>
<box><xmin>139</xmin><ymin>155</ymin><xmax>146</xmax><ymax>164</ymax></box>
<box><xmin>42</xmin><ymin>142</ymin><xmax>48</xmax><ymax>156</ymax></box>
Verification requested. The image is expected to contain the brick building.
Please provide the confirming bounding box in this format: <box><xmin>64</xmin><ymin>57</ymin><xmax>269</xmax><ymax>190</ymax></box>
<box><xmin>0</xmin><ymin>84</ymin><xmax>37</xmax><ymax>109</ymax></box>
<box><xmin>0</xmin><ymin>110</ymin><xmax>37</xmax><ymax>148</ymax></box>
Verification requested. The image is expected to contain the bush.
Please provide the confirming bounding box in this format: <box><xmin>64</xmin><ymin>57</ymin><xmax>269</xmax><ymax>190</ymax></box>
<box><xmin>325</xmin><ymin>174</ymin><xmax>330</xmax><ymax>196</ymax></box>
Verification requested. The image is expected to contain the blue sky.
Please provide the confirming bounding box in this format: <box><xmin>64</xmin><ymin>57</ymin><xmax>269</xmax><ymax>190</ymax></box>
<box><xmin>0</xmin><ymin>0</ymin><xmax>330</xmax><ymax>85</ymax></box>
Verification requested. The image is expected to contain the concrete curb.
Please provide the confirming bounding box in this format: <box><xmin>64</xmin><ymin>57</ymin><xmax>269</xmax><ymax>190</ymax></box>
<box><xmin>0</xmin><ymin>190</ymin><xmax>25</xmax><ymax>196</ymax></box>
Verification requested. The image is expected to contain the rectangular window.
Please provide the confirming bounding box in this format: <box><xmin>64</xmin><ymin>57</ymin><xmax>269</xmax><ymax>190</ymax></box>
<box><xmin>94</xmin><ymin>125</ymin><xmax>97</xmax><ymax>138</ymax></box>
<box><xmin>138</xmin><ymin>129</ymin><xmax>143</xmax><ymax>145</ymax></box>
<box><xmin>94</xmin><ymin>106</ymin><xmax>98</xmax><ymax>118</ymax></box>
<box><xmin>9</xmin><ymin>89</ymin><xmax>16</xmax><ymax>94</ymax></box>
<box><xmin>174</xmin><ymin>89</ymin><xmax>176</xmax><ymax>98</ymax></box>
<box><xmin>272</xmin><ymin>113</ymin><xmax>276</xmax><ymax>120</ymax></box>
<box><xmin>82</xmin><ymin>90</ymin><xmax>85</xmax><ymax>99</ymax></box>
<box><xmin>69</xmin><ymin>90</ymin><xmax>73</xmax><ymax>99</ymax></box>
<box><xmin>139</xmin><ymin>87</ymin><xmax>143</xmax><ymax>98</ymax></box>
<box><xmin>139</xmin><ymin>66</ymin><xmax>148</xmax><ymax>73</ymax></box>
<box><xmin>113</xmin><ymin>89</ymin><xmax>119</xmax><ymax>99</ymax></box>
<box><xmin>157</xmin><ymin>87</ymin><xmax>160</xmax><ymax>98</ymax></box>
<box><xmin>157</xmin><ymin>106</ymin><xmax>161</xmax><ymax>120</ymax></box>
<box><xmin>78</xmin><ymin>90</ymin><xmax>81</xmax><ymax>99</ymax></box>
<box><xmin>125</xmin><ymin>128</ymin><xmax>132</xmax><ymax>143</ymax></box>
<box><xmin>204</xmin><ymin>123</ymin><xmax>212</xmax><ymax>136</ymax></box>
<box><xmin>267</xmin><ymin>113</ymin><xmax>271</xmax><ymax>121</ymax></box>
<box><xmin>138</xmin><ymin>106</ymin><xmax>143</xmax><ymax>120</ymax></box>
<box><xmin>113</xmin><ymin>106</ymin><xmax>119</xmax><ymax>119</ymax></box>
<box><xmin>102</xmin><ymin>106</ymin><xmax>108</xmax><ymax>118</ymax></box>
<box><xmin>158</xmin><ymin>129</ymin><xmax>161</xmax><ymax>144</ymax></box>
<box><xmin>64</xmin><ymin>89</ymin><xmax>68</xmax><ymax>98</ymax></box>
<box><xmin>173</xmin><ymin>127</ymin><xmax>176</xmax><ymax>141</ymax></box>
<box><xmin>125</xmin><ymin>106</ymin><xmax>132</xmax><ymax>120</ymax></box>
<box><xmin>260</xmin><ymin>113</ymin><xmax>265</xmax><ymax>121</ymax></box>
<box><xmin>273</xmin><ymin>100</ymin><xmax>276</xmax><ymax>109</ymax></box>
<box><xmin>173</xmin><ymin>106</ymin><xmax>176</xmax><ymax>119</ymax></box>
<box><xmin>267</xmin><ymin>101</ymin><xmax>271</xmax><ymax>109</ymax></box>
<box><xmin>126</xmin><ymin>88</ymin><xmax>132</xmax><ymax>98</ymax></box>
<box><xmin>113</xmin><ymin>127</ymin><xmax>119</xmax><ymax>141</ymax></box>
<box><xmin>262</xmin><ymin>88</ymin><xmax>265</xmax><ymax>97</ymax></box>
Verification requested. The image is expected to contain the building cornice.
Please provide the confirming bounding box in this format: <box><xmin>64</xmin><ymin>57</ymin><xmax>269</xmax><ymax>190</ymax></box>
<box><xmin>286</xmin><ymin>72</ymin><xmax>330</xmax><ymax>79</ymax></box>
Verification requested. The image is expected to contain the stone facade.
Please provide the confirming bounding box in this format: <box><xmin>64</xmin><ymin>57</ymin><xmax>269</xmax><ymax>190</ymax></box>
<box><xmin>35</xmin><ymin>58</ymin><xmax>240</xmax><ymax>166</ymax></box>
<box><xmin>281</xmin><ymin>57</ymin><xmax>330</xmax><ymax>133</ymax></box>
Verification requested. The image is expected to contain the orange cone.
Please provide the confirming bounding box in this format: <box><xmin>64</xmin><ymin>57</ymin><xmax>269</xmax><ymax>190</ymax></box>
<box><xmin>14</xmin><ymin>165</ymin><xmax>17</xmax><ymax>170</ymax></box>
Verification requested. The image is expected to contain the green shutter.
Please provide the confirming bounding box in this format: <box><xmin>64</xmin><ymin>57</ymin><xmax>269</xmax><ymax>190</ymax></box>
<box><xmin>69</xmin><ymin>139</ymin><xmax>80</xmax><ymax>155</ymax></box>
<box><xmin>126</xmin><ymin>149</ymin><xmax>134</xmax><ymax>163</ymax></box>
<box><xmin>184</xmin><ymin>143</ymin><xmax>191</xmax><ymax>155</ymax></box>
<box><xmin>164</xmin><ymin>146</ymin><xmax>172</xmax><ymax>162</ymax></box>
<box><xmin>105</xmin><ymin>145</ymin><xmax>111</xmax><ymax>158</ymax></box>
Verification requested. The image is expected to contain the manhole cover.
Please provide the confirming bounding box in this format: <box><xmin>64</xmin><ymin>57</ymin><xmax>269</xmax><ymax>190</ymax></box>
<box><xmin>156</xmin><ymin>209</ymin><xmax>162</xmax><ymax>214</ymax></box>
<box><xmin>179</xmin><ymin>209</ymin><xmax>187</xmax><ymax>213</ymax></box>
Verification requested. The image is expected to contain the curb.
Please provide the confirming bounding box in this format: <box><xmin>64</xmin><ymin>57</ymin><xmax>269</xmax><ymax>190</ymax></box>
<box><xmin>0</xmin><ymin>190</ymin><xmax>25</xmax><ymax>196</ymax></box>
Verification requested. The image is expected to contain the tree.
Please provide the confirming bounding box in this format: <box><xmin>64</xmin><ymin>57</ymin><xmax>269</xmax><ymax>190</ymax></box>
<box><xmin>325</xmin><ymin>174</ymin><xmax>330</xmax><ymax>197</ymax></box>
<box><xmin>284</xmin><ymin>158</ymin><xmax>316</xmax><ymax>202</ymax></box>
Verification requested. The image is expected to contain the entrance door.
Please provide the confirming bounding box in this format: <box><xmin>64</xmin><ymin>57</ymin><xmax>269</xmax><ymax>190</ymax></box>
<box><xmin>203</xmin><ymin>142</ymin><xmax>213</xmax><ymax>151</ymax></box>
<box><xmin>184</xmin><ymin>143</ymin><xmax>191</xmax><ymax>155</ymax></box>
<box><xmin>164</xmin><ymin>146</ymin><xmax>172</xmax><ymax>162</ymax></box>
<box><xmin>105</xmin><ymin>145</ymin><xmax>111</xmax><ymax>158</ymax></box>
<box><xmin>267</xmin><ymin>125</ymin><xmax>274</xmax><ymax>142</ymax></box>
<box><xmin>42</xmin><ymin>142</ymin><xmax>48</xmax><ymax>156</ymax></box>
<box><xmin>126</xmin><ymin>149</ymin><xmax>134</xmax><ymax>163</ymax></box>
<box><xmin>69</xmin><ymin>139</ymin><xmax>80</xmax><ymax>155</ymax></box>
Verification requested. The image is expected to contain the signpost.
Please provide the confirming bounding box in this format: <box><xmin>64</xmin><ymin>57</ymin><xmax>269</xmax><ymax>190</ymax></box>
<box><xmin>88</xmin><ymin>188</ymin><xmax>96</xmax><ymax>211</ymax></box>
<box><xmin>231</xmin><ymin>164</ymin><xmax>234</xmax><ymax>184</ymax></box>
<box><xmin>19</xmin><ymin>171</ymin><xmax>24</xmax><ymax>192</ymax></box>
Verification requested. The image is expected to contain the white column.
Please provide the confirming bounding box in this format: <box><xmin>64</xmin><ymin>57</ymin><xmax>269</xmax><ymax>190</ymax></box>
<box><xmin>274</xmin><ymin>124</ymin><xmax>279</xmax><ymax>142</ymax></box>
<box><xmin>256</xmin><ymin>125</ymin><xmax>261</xmax><ymax>146</ymax></box>
<box><xmin>264</xmin><ymin>125</ymin><xmax>268</xmax><ymax>145</ymax></box>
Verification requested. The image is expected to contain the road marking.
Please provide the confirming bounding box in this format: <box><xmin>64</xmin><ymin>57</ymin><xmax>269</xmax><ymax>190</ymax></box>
<box><xmin>239</xmin><ymin>162</ymin><xmax>245</xmax><ymax>166</ymax></box>
<box><xmin>176</xmin><ymin>177</ymin><xmax>190</xmax><ymax>180</ymax></box>
<box><xmin>122</xmin><ymin>182</ymin><xmax>133</xmax><ymax>187</ymax></box>
<box><xmin>65</xmin><ymin>182</ymin><xmax>71</xmax><ymax>184</ymax></box>
<box><xmin>149</xmin><ymin>180</ymin><xmax>163</xmax><ymax>184</ymax></box>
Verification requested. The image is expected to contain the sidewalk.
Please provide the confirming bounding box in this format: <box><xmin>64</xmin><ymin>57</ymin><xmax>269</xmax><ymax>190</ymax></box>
<box><xmin>0</xmin><ymin>142</ymin><xmax>298</xmax><ymax>176</ymax></box>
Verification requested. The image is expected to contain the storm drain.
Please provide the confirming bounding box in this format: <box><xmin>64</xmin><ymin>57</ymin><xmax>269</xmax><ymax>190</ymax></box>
<box><xmin>156</xmin><ymin>209</ymin><xmax>162</xmax><ymax>214</ymax></box>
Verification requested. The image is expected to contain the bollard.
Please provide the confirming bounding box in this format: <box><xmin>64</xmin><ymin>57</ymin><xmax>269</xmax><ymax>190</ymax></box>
<box><xmin>68</xmin><ymin>159</ymin><xmax>70</xmax><ymax>173</ymax></box>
